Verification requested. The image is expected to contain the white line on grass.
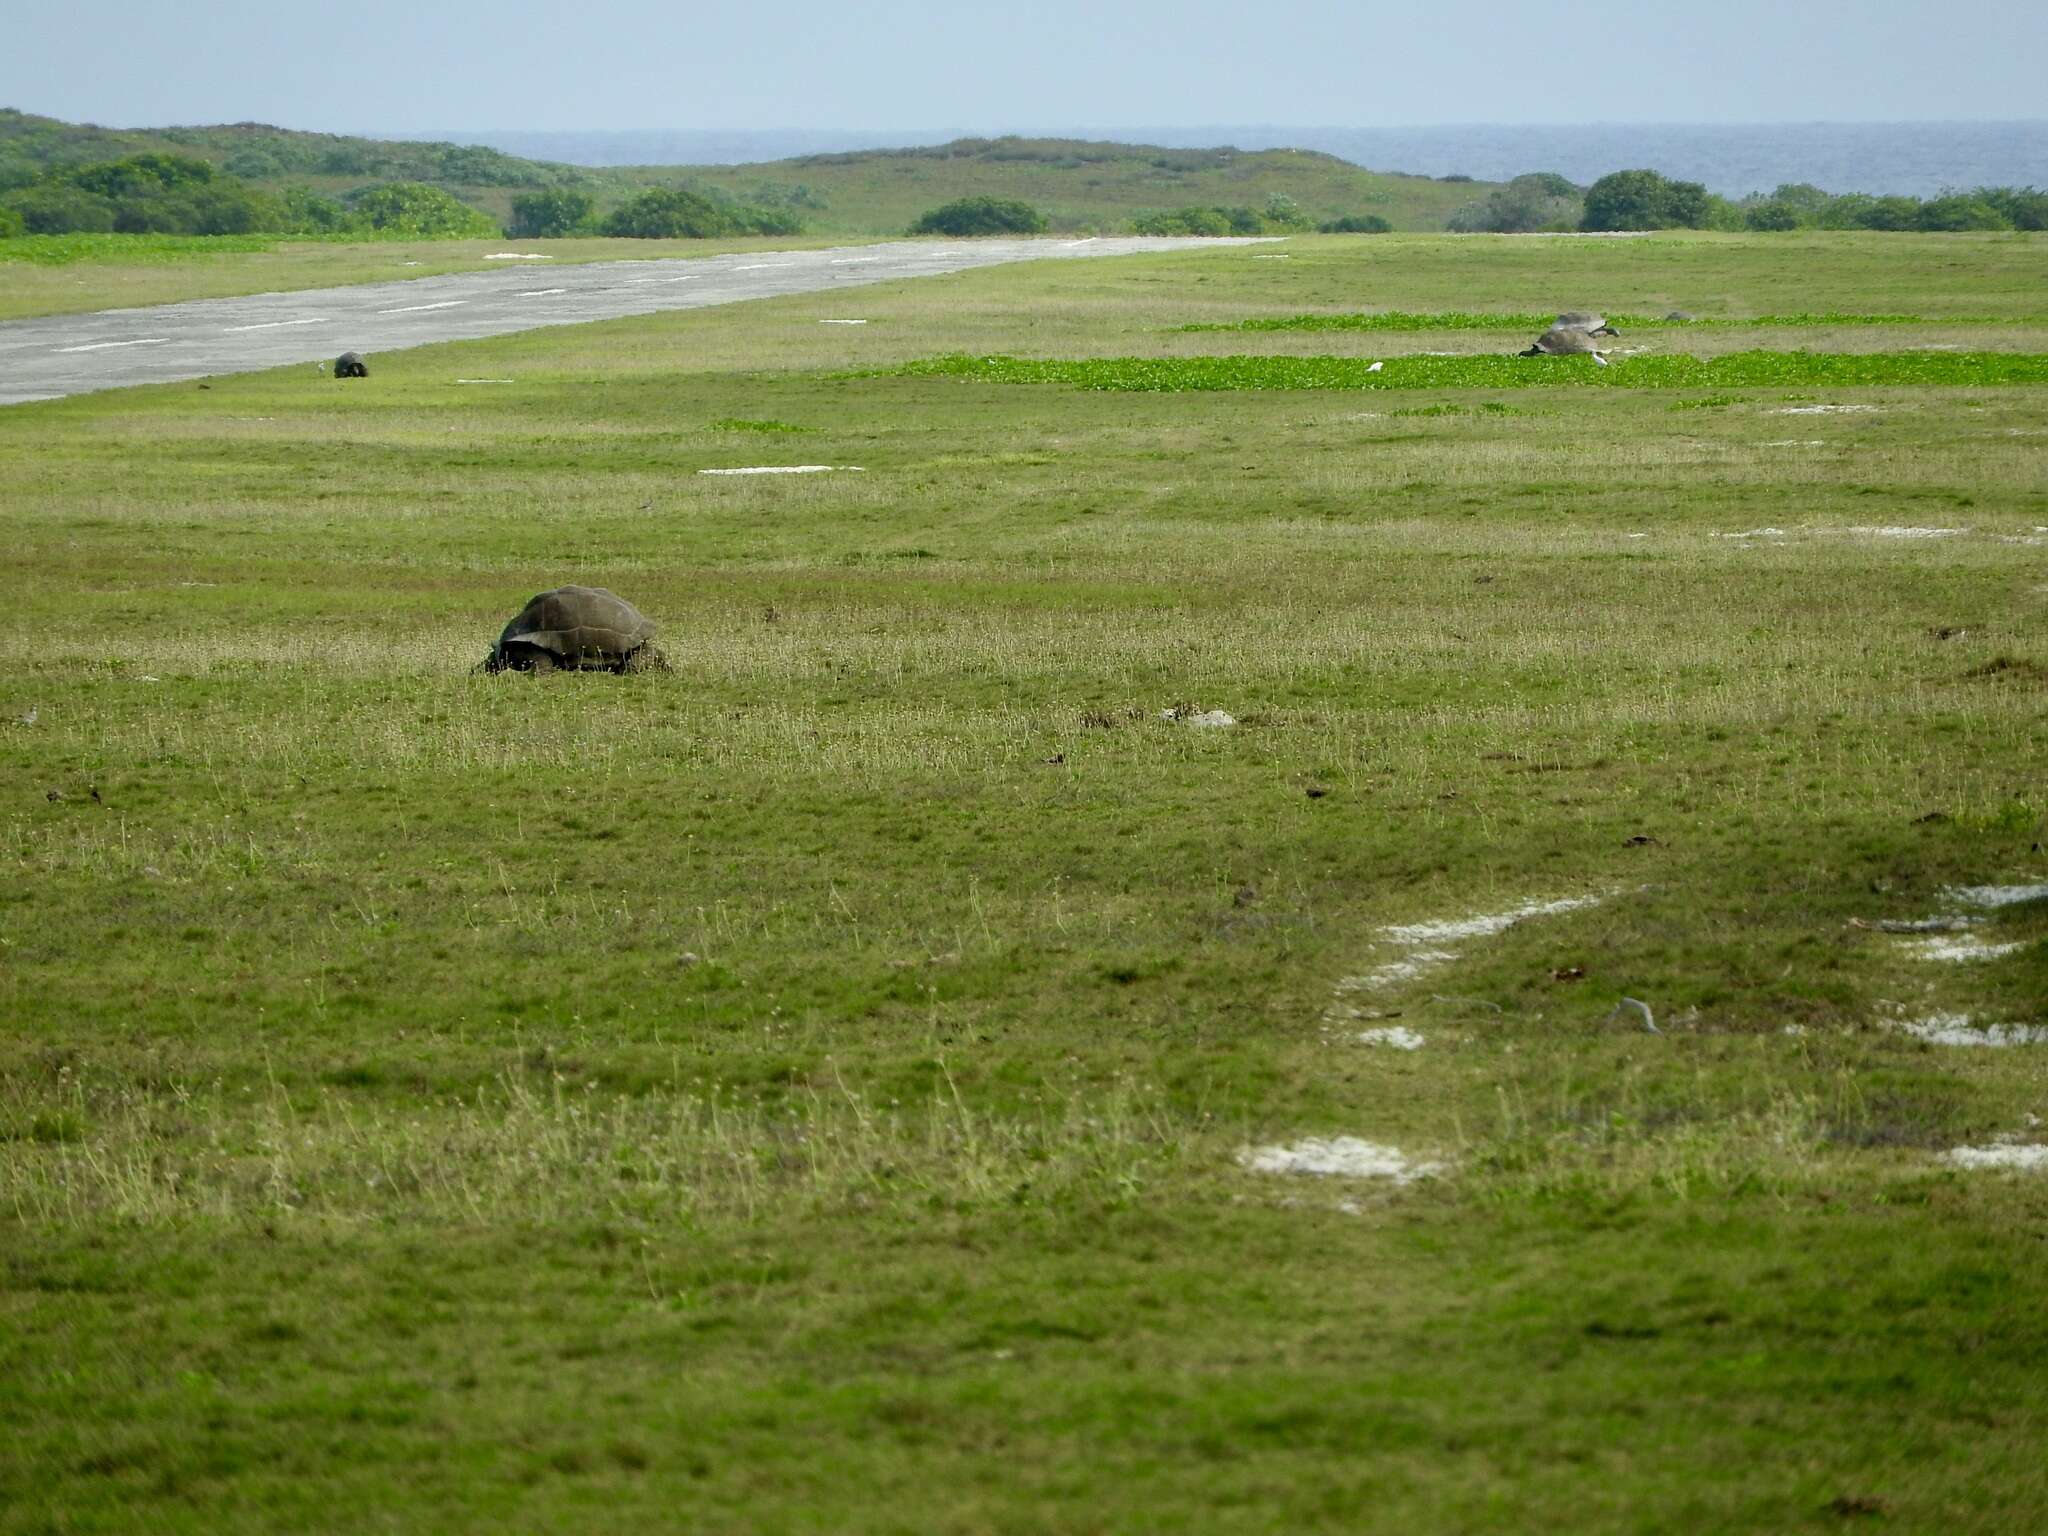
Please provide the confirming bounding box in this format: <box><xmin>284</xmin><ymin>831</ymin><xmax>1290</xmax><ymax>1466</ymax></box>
<box><xmin>698</xmin><ymin>465</ymin><xmax>865</xmax><ymax>476</ymax></box>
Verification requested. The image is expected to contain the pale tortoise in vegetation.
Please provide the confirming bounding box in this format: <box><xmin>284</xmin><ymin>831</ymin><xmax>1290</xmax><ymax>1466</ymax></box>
<box><xmin>481</xmin><ymin>586</ymin><xmax>669</xmax><ymax>674</ymax></box>
<box><xmin>1521</xmin><ymin>312</ymin><xmax>1619</xmax><ymax>364</ymax></box>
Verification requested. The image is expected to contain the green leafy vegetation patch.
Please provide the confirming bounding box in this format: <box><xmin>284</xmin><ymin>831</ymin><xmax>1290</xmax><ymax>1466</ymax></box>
<box><xmin>877</xmin><ymin>349</ymin><xmax>2048</xmax><ymax>392</ymax></box>
<box><xmin>1183</xmin><ymin>310</ymin><xmax>2022</xmax><ymax>334</ymax></box>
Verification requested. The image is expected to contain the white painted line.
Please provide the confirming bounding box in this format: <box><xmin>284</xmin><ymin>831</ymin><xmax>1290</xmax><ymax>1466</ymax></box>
<box><xmin>483</xmin><ymin>252</ymin><xmax>552</xmax><ymax>260</ymax></box>
<box><xmin>829</xmin><ymin>257</ymin><xmax>880</xmax><ymax>264</ymax></box>
<box><xmin>698</xmin><ymin>465</ymin><xmax>865</xmax><ymax>476</ymax></box>
<box><xmin>661</xmin><ymin>276</ymin><xmax>697</xmax><ymax>283</ymax></box>
<box><xmin>733</xmin><ymin>263</ymin><xmax>793</xmax><ymax>271</ymax></box>
<box><xmin>379</xmin><ymin>301</ymin><xmax>467</xmax><ymax>314</ymax></box>
<box><xmin>224</xmin><ymin>317</ymin><xmax>328</xmax><ymax>333</ymax></box>
<box><xmin>455</xmin><ymin>378</ymin><xmax>516</xmax><ymax>384</ymax></box>
<box><xmin>819</xmin><ymin>319</ymin><xmax>869</xmax><ymax>325</ymax></box>
<box><xmin>1061</xmin><ymin>238</ymin><xmax>1099</xmax><ymax>247</ymax></box>
<box><xmin>58</xmin><ymin>338</ymin><xmax>168</xmax><ymax>353</ymax></box>
<box><xmin>519</xmin><ymin>288</ymin><xmax>568</xmax><ymax>297</ymax></box>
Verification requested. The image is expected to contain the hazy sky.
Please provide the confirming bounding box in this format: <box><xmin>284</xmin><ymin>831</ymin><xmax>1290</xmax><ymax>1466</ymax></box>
<box><xmin>6</xmin><ymin>0</ymin><xmax>2044</xmax><ymax>133</ymax></box>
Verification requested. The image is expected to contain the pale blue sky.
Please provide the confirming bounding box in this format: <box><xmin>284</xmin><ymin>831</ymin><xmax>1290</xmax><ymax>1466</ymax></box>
<box><xmin>6</xmin><ymin>0</ymin><xmax>2044</xmax><ymax>133</ymax></box>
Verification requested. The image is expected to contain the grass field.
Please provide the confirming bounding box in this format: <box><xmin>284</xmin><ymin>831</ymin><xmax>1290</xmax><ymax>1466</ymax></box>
<box><xmin>3</xmin><ymin>232</ymin><xmax>2047</xmax><ymax>1532</ymax></box>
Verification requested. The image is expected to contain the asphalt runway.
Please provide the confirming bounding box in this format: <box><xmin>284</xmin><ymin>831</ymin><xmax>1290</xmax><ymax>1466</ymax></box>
<box><xmin>0</xmin><ymin>236</ymin><xmax>1271</xmax><ymax>406</ymax></box>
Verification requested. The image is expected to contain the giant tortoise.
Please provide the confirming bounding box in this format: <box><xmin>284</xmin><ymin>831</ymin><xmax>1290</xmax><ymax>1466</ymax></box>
<box><xmin>482</xmin><ymin>586</ymin><xmax>668</xmax><ymax>674</ymax></box>
<box><xmin>334</xmin><ymin>352</ymin><xmax>369</xmax><ymax>378</ymax></box>
<box><xmin>1520</xmin><ymin>325</ymin><xmax>1611</xmax><ymax>364</ymax></box>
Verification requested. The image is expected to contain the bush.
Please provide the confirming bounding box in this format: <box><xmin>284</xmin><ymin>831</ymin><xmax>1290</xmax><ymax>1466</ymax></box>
<box><xmin>1979</xmin><ymin>186</ymin><xmax>2048</xmax><ymax>230</ymax></box>
<box><xmin>1854</xmin><ymin>196</ymin><xmax>1922</xmax><ymax>231</ymax></box>
<box><xmin>1261</xmin><ymin>194</ymin><xmax>1311</xmax><ymax>231</ymax></box>
<box><xmin>5</xmin><ymin>183</ymin><xmax>117</xmax><ymax>234</ymax></box>
<box><xmin>1744</xmin><ymin>200</ymin><xmax>1802</xmax><ymax>231</ymax></box>
<box><xmin>1131</xmin><ymin>205</ymin><xmax>1272</xmax><ymax>236</ymax></box>
<box><xmin>1132</xmin><ymin>206</ymin><xmax>1232</xmax><ymax>236</ymax></box>
<box><xmin>280</xmin><ymin>186</ymin><xmax>356</xmax><ymax>234</ymax></box>
<box><xmin>907</xmin><ymin>197</ymin><xmax>1047</xmax><ymax>236</ymax></box>
<box><xmin>348</xmin><ymin>182</ymin><xmax>498</xmax><ymax>237</ymax></box>
<box><xmin>1448</xmin><ymin>174</ymin><xmax>1584</xmax><ymax>233</ymax></box>
<box><xmin>1915</xmin><ymin>194</ymin><xmax>2012</xmax><ymax>232</ymax></box>
<box><xmin>602</xmin><ymin>187</ymin><xmax>737</xmax><ymax>238</ymax></box>
<box><xmin>1516</xmin><ymin>171</ymin><xmax>1581</xmax><ymax>198</ymax></box>
<box><xmin>1581</xmin><ymin>169</ymin><xmax>1715</xmax><ymax>230</ymax></box>
<box><xmin>508</xmin><ymin>189</ymin><xmax>595</xmax><ymax>238</ymax></box>
<box><xmin>1319</xmin><ymin>215</ymin><xmax>1392</xmax><ymax>233</ymax></box>
<box><xmin>0</xmin><ymin>204</ymin><xmax>23</xmax><ymax>239</ymax></box>
<box><xmin>66</xmin><ymin>153</ymin><xmax>217</xmax><ymax>200</ymax></box>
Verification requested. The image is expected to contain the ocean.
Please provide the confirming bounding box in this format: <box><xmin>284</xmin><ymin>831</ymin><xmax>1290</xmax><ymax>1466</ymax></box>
<box><xmin>415</xmin><ymin>121</ymin><xmax>2047</xmax><ymax>199</ymax></box>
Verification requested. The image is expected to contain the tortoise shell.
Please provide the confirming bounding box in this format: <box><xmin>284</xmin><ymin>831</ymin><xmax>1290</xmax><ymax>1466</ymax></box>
<box><xmin>492</xmin><ymin>586</ymin><xmax>657</xmax><ymax>671</ymax></box>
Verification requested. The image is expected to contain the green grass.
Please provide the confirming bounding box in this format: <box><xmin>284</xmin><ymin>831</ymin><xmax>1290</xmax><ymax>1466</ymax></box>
<box><xmin>880</xmin><ymin>349</ymin><xmax>2048</xmax><ymax>390</ymax></box>
<box><xmin>1184</xmin><ymin>309</ymin><xmax>2031</xmax><ymax>332</ymax></box>
<box><xmin>0</xmin><ymin>232</ymin><xmax>298</xmax><ymax>265</ymax></box>
<box><xmin>3</xmin><ymin>231</ymin><xmax>2047</xmax><ymax>1532</ymax></box>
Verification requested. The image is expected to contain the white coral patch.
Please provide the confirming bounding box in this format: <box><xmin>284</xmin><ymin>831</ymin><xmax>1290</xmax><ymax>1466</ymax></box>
<box><xmin>1356</xmin><ymin>1026</ymin><xmax>1427</xmax><ymax>1050</ymax></box>
<box><xmin>1942</xmin><ymin>1145</ymin><xmax>2048</xmax><ymax>1171</ymax></box>
<box><xmin>1942</xmin><ymin>882</ymin><xmax>2048</xmax><ymax>909</ymax></box>
<box><xmin>1239</xmin><ymin>1138</ymin><xmax>1442</xmax><ymax>1183</ymax></box>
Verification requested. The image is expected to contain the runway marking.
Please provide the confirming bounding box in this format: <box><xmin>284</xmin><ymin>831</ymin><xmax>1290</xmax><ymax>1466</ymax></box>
<box><xmin>223</xmin><ymin>317</ymin><xmax>327</xmax><ymax>332</ymax></box>
<box><xmin>830</xmin><ymin>257</ymin><xmax>881</xmax><ymax>264</ymax></box>
<box><xmin>379</xmin><ymin>300</ymin><xmax>466</xmax><ymax>314</ymax></box>
<box><xmin>519</xmin><ymin>288</ymin><xmax>568</xmax><ymax>297</ymax></box>
<box><xmin>58</xmin><ymin>337</ymin><xmax>168</xmax><ymax>352</ymax></box>
<box><xmin>698</xmin><ymin>465</ymin><xmax>865</xmax><ymax>476</ymax></box>
<box><xmin>819</xmin><ymin>319</ymin><xmax>869</xmax><ymax>325</ymax></box>
<box><xmin>733</xmin><ymin>263</ymin><xmax>796</xmax><ymax>271</ymax></box>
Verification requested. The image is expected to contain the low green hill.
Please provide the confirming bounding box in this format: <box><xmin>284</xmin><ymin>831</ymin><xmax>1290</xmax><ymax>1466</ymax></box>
<box><xmin>0</xmin><ymin>108</ymin><xmax>602</xmax><ymax>224</ymax></box>
<box><xmin>664</xmin><ymin>137</ymin><xmax>1491</xmax><ymax>235</ymax></box>
<box><xmin>1</xmin><ymin>110</ymin><xmax>1499</xmax><ymax>234</ymax></box>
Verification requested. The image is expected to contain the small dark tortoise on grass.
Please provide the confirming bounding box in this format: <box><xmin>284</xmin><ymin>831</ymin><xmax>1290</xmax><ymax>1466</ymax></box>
<box><xmin>334</xmin><ymin>352</ymin><xmax>369</xmax><ymax>378</ymax></box>
<box><xmin>482</xmin><ymin>585</ymin><xmax>670</xmax><ymax>674</ymax></box>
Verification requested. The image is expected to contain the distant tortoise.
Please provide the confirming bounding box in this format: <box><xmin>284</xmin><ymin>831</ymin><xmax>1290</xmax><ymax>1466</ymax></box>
<box><xmin>334</xmin><ymin>352</ymin><xmax>369</xmax><ymax>378</ymax></box>
<box><xmin>482</xmin><ymin>586</ymin><xmax>668</xmax><ymax>674</ymax></box>
<box><xmin>1520</xmin><ymin>325</ymin><xmax>1611</xmax><ymax>364</ymax></box>
<box><xmin>1553</xmin><ymin>311</ymin><xmax>1619</xmax><ymax>337</ymax></box>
